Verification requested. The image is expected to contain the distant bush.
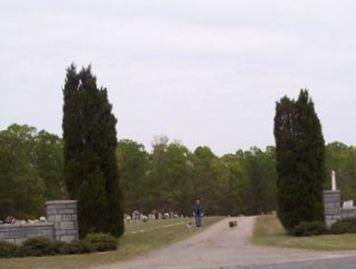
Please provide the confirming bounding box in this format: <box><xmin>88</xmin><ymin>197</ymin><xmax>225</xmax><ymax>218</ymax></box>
<box><xmin>0</xmin><ymin>241</ymin><xmax>18</xmax><ymax>258</ymax></box>
<box><xmin>330</xmin><ymin>218</ymin><xmax>356</xmax><ymax>234</ymax></box>
<box><xmin>290</xmin><ymin>221</ymin><xmax>326</xmax><ymax>237</ymax></box>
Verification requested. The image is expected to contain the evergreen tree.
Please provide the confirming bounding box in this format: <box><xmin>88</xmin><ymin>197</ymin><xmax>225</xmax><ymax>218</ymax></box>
<box><xmin>62</xmin><ymin>64</ymin><xmax>81</xmax><ymax>198</ymax></box>
<box><xmin>62</xmin><ymin>65</ymin><xmax>124</xmax><ymax>238</ymax></box>
<box><xmin>274</xmin><ymin>90</ymin><xmax>325</xmax><ymax>231</ymax></box>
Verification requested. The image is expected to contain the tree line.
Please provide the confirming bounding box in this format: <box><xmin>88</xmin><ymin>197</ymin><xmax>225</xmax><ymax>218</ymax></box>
<box><xmin>117</xmin><ymin>137</ymin><xmax>277</xmax><ymax>216</ymax></box>
<box><xmin>1</xmin><ymin>123</ymin><xmax>354</xmax><ymax>221</ymax></box>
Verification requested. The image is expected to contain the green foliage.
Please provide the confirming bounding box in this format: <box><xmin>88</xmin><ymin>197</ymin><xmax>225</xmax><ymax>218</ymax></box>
<box><xmin>1</xmin><ymin>233</ymin><xmax>118</xmax><ymax>258</ymax></box>
<box><xmin>0</xmin><ymin>121</ymin><xmax>279</xmax><ymax>222</ymax></box>
<box><xmin>274</xmin><ymin>90</ymin><xmax>325</xmax><ymax>232</ymax></box>
<box><xmin>33</xmin><ymin>131</ymin><xmax>65</xmax><ymax>200</ymax></box>
<box><xmin>330</xmin><ymin>219</ymin><xmax>356</xmax><ymax>234</ymax></box>
<box><xmin>1</xmin><ymin>119</ymin><xmax>354</xmax><ymax>221</ymax></box>
<box><xmin>117</xmin><ymin>140</ymin><xmax>148</xmax><ymax>213</ymax></box>
<box><xmin>17</xmin><ymin>237</ymin><xmax>55</xmax><ymax>257</ymax></box>
<box><xmin>0</xmin><ymin>125</ymin><xmax>45</xmax><ymax>219</ymax></box>
<box><xmin>62</xmin><ymin>64</ymin><xmax>124</xmax><ymax>238</ymax></box>
<box><xmin>83</xmin><ymin>233</ymin><xmax>118</xmax><ymax>252</ymax></box>
<box><xmin>233</xmin><ymin>147</ymin><xmax>277</xmax><ymax>215</ymax></box>
<box><xmin>0</xmin><ymin>241</ymin><xmax>18</xmax><ymax>258</ymax></box>
<box><xmin>118</xmin><ymin>135</ymin><xmax>277</xmax><ymax>216</ymax></box>
<box><xmin>117</xmin><ymin>137</ymin><xmax>194</xmax><ymax>214</ymax></box>
<box><xmin>0</xmin><ymin>124</ymin><xmax>65</xmax><ymax>219</ymax></box>
<box><xmin>290</xmin><ymin>221</ymin><xmax>326</xmax><ymax>237</ymax></box>
<box><xmin>71</xmin><ymin>239</ymin><xmax>96</xmax><ymax>253</ymax></box>
<box><xmin>47</xmin><ymin>240</ymin><xmax>72</xmax><ymax>255</ymax></box>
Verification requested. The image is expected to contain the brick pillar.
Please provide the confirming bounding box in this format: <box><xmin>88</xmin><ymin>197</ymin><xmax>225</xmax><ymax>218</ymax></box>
<box><xmin>323</xmin><ymin>190</ymin><xmax>341</xmax><ymax>229</ymax></box>
<box><xmin>46</xmin><ymin>200</ymin><xmax>79</xmax><ymax>242</ymax></box>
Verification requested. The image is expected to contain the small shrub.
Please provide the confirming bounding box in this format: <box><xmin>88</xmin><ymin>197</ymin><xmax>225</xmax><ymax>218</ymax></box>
<box><xmin>0</xmin><ymin>241</ymin><xmax>18</xmax><ymax>258</ymax></box>
<box><xmin>49</xmin><ymin>240</ymin><xmax>71</xmax><ymax>255</ymax></box>
<box><xmin>291</xmin><ymin>221</ymin><xmax>326</xmax><ymax>237</ymax></box>
<box><xmin>69</xmin><ymin>239</ymin><xmax>95</xmax><ymax>254</ymax></box>
<box><xmin>17</xmin><ymin>236</ymin><xmax>54</xmax><ymax>257</ymax></box>
<box><xmin>56</xmin><ymin>240</ymin><xmax>82</xmax><ymax>254</ymax></box>
<box><xmin>330</xmin><ymin>218</ymin><xmax>356</xmax><ymax>234</ymax></box>
<box><xmin>84</xmin><ymin>233</ymin><xmax>118</xmax><ymax>252</ymax></box>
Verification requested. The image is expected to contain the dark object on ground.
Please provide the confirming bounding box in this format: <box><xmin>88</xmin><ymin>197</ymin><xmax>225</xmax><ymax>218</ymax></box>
<box><xmin>229</xmin><ymin>220</ymin><xmax>238</xmax><ymax>228</ymax></box>
<box><xmin>187</xmin><ymin>220</ymin><xmax>192</xmax><ymax>228</ymax></box>
<box><xmin>290</xmin><ymin>221</ymin><xmax>325</xmax><ymax>237</ymax></box>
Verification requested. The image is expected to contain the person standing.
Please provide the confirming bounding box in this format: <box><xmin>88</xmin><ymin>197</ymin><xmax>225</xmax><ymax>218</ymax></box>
<box><xmin>193</xmin><ymin>198</ymin><xmax>203</xmax><ymax>228</ymax></box>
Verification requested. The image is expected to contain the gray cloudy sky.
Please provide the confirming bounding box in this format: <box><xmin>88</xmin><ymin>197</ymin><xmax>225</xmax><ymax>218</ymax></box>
<box><xmin>1</xmin><ymin>0</ymin><xmax>355</xmax><ymax>155</ymax></box>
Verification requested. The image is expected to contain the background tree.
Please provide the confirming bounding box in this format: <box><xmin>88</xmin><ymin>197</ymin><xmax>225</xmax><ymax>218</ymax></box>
<box><xmin>144</xmin><ymin>136</ymin><xmax>194</xmax><ymax>214</ymax></box>
<box><xmin>0</xmin><ymin>124</ymin><xmax>45</xmax><ymax>219</ymax></box>
<box><xmin>232</xmin><ymin>147</ymin><xmax>277</xmax><ymax>215</ymax></box>
<box><xmin>117</xmin><ymin>139</ymin><xmax>148</xmax><ymax>213</ymax></box>
<box><xmin>62</xmin><ymin>65</ymin><xmax>124</xmax><ymax>238</ymax></box>
<box><xmin>164</xmin><ymin>142</ymin><xmax>195</xmax><ymax>214</ymax></box>
<box><xmin>33</xmin><ymin>130</ymin><xmax>65</xmax><ymax>200</ymax></box>
<box><xmin>274</xmin><ymin>90</ymin><xmax>325</xmax><ymax>231</ymax></box>
<box><xmin>192</xmin><ymin>146</ymin><xmax>222</xmax><ymax>215</ymax></box>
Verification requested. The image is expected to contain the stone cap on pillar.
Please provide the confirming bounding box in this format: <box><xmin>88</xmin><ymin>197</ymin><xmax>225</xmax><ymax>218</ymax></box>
<box><xmin>45</xmin><ymin>200</ymin><xmax>77</xmax><ymax>205</ymax></box>
<box><xmin>323</xmin><ymin>190</ymin><xmax>341</xmax><ymax>194</ymax></box>
<box><xmin>46</xmin><ymin>200</ymin><xmax>78</xmax><ymax>212</ymax></box>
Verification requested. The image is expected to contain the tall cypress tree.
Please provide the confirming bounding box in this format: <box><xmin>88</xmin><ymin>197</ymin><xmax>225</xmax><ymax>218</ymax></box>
<box><xmin>62</xmin><ymin>65</ymin><xmax>124</xmax><ymax>238</ymax></box>
<box><xmin>62</xmin><ymin>64</ymin><xmax>82</xmax><ymax>198</ymax></box>
<box><xmin>274</xmin><ymin>90</ymin><xmax>325</xmax><ymax>231</ymax></box>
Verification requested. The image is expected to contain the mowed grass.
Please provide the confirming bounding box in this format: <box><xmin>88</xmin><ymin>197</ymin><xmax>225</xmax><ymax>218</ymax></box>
<box><xmin>0</xmin><ymin>217</ymin><xmax>222</xmax><ymax>269</ymax></box>
<box><xmin>251</xmin><ymin>214</ymin><xmax>356</xmax><ymax>251</ymax></box>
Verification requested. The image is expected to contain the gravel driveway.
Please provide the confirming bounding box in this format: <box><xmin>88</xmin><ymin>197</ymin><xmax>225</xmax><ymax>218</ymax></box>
<box><xmin>95</xmin><ymin>216</ymin><xmax>356</xmax><ymax>269</ymax></box>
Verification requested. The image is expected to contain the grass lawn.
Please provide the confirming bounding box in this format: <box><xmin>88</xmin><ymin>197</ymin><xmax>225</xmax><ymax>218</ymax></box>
<box><xmin>251</xmin><ymin>214</ymin><xmax>356</xmax><ymax>251</ymax></box>
<box><xmin>0</xmin><ymin>217</ymin><xmax>222</xmax><ymax>269</ymax></box>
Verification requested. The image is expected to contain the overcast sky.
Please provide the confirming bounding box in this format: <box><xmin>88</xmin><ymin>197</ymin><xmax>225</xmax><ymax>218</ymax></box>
<box><xmin>1</xmin><ymin>1</ymin><xmax>355</xmax><ymax>155</ymax></box>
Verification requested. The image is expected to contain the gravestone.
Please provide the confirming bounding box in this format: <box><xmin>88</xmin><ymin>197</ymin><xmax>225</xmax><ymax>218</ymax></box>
<box><xmin>323</xmin><ymin>170</ymin><xmax>341</xmax><ymax>228</ymax></box>
<box><xmin>323</xmin><ymin>189</ymin><xmax>341</xmax><ymax>228</ymax></box>
<box><xmin>322</xmin><ymin>171</ymin><xmax>356</xmax><ymax>228</ymax></box>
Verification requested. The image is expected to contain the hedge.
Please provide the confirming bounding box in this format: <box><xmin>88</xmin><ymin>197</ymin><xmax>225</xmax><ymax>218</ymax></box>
<box><xmin>290</xmin><ymin>221</ymin><xmax>326</xmax><ymax>237</ymax></box>
<box><xmin>330</xmin><ymin>218</ymin><xmax>356</xmax><ymax>234</ymax></box>
<box><xmin>0</xmin><ymin>233</ymin><xmax>118</xmax><ymax>258</ymax></box>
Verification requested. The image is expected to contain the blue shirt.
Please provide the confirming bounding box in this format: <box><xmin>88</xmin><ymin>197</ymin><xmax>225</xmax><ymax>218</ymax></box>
<box><xmin>193</xmin><ymin>204</ymin><xmax>203</xmax><ymax>216</ymax></box>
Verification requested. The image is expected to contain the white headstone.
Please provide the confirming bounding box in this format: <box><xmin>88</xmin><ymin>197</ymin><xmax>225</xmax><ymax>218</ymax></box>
<box><xmin>343</xmin><ymin>200</ymin><xmax>354</xmax><ymax>208</ymax></box>
<box><xmin>332</xmin><ymin>170</ymin><xmax>337</xmax><ymax>191</ymax></box>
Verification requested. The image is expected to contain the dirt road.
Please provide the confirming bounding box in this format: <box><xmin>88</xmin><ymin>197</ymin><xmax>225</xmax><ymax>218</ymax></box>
<box><xmin>96</xmin><ymin>217</ymin><xmax>356</xmax><ymax>269</ymax></box>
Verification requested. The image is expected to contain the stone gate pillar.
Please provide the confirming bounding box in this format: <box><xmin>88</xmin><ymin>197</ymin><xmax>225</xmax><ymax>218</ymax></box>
<box><xmin>46</xmin><ymin>200</ymin><xmax>79</xmax><ymax>242</ymax></box>
<box><xmin>323</xmin><ymin>190</ymin><xmax>341</xmax><ymax>228</ymax></box>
